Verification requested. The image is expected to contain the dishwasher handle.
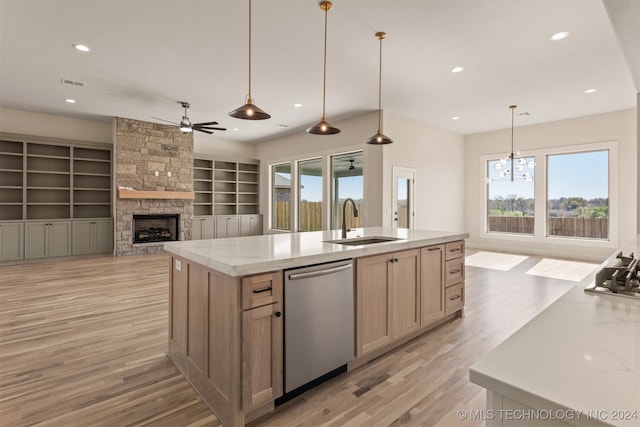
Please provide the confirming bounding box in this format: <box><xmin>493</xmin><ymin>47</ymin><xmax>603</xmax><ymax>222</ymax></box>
<box><xmin>288</xmin><ymin>263</ymin><xmax>352</xmax><ymax>281</ymax></box>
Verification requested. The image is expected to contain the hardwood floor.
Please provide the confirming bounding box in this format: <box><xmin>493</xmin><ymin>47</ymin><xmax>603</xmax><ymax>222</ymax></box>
<box><xmin>0</xmin><ymin>251</ymin><xmax>593</xmax><ymax>426</ymax></box>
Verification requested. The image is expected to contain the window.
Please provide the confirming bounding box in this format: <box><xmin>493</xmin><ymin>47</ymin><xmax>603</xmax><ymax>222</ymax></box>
<box><xmin>298</xmin><ymin>158</ymin><xmax>323</xmax><ymax>232</ymax></box>
<box><xmin>330</xmin><ymin>152</ymin><xmax>363</xmax><ymax>230</ymax></box>
<box><xmin>271</xmin><ymin>163</ymin><xmax>291</xmax><ymax>230</ymax></box>
<box><xmin>547</xmin><ymin>150</ymin><xmax>608</xmax><ymax>239</ymax></box>
<box><xmin>486</xmin><ymin>157</ymin><xmax>535</xmax><ymax>235</ymax></box>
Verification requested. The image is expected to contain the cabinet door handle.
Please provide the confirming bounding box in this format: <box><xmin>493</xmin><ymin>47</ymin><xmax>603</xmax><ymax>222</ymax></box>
<box><xmin>253</xmin><ymin>286</ymin><xmax>272</xmax><ymax>294</ymax></box>
<box><xmin>449</xmin><ymin>295</ymin><xmax>461</xmax><ymax>300</ymax></box>
<box><xmin>274</xmin><ymin>311</ymin><xmax>282</xmax><ymax>318</ymax></box>
<box><xmin>428</xmin><ymin>247</ymin><xmax>440</xmax><ymax>251</ymax></box>
<box><xmin>449</xmin><ymin>269</ymin><xmax>462</xmax><ymax>274</ymax></box>
<box><xmin>449</xmin><ymin>248</ymin><xmax>461</xmax><ymax>252</ymax></box>
<box><xmin>389</xmin><ymin>258</ymin><xmax>398</xmax><ymax>263</ymax></box>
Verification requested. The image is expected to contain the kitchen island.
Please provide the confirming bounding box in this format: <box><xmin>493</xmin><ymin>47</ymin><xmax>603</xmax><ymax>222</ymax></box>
<box><xmin>470</xmin><ymin>236</ymin><xmax>640</xmax><ymax>427</ymax></box>
<box><xmin>164</xmin><ymin>227</ymin><xmax>468</xmax><ymax>427</ymax></box>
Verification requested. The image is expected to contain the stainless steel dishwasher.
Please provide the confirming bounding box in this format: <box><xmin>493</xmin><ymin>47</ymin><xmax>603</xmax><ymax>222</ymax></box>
<box><xmin>284</xmin><ymin>259</ymin><xmax>354</xmax><ymax>393</ymax></box>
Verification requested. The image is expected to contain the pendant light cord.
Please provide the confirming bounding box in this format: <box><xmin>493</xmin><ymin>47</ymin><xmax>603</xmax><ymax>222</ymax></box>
<box><xmin>247</xmin><ymin>0</ymin><xmax>252</xmax><ymax>100</ymax></box>
<box><xmin>377</xmin><ymin>34</ymin><xmax>383</xmax><ymax>132</ymax></box>
<box><xmin>321</xmin><ymin>3</ymin><xmax>328</xmax><ymax>119</ymax></box>
<box><xmin>510</xmin><ymin>105</ymin><xmax>516</xmax><ymax>181</ymax></box>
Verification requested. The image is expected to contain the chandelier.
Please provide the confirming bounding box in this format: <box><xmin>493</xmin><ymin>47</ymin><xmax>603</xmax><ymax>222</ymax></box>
<box><xmin>488</xmin><ymin>105</ymin><xmax>534</xmax><ymax>183</ymax></box>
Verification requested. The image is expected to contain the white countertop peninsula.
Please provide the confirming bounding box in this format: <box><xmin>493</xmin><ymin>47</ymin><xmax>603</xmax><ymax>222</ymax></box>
<box><xmin>470</xmin><ymin>236</ymin><xmax>640</xmax><ymax>427</ymax></box>
<box><xmin>164</xmin><ymin>227</ymin><xmax>468</xmax><ymax>277</ymax></box>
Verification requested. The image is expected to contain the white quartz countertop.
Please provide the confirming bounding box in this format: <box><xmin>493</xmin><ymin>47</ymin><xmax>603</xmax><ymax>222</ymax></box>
<box><xmin>164</xmin><ymin>227</ymin><xmax>468</xmax><ymax>277</ymax></box>
<box><xmin>470</xmin><ymin>235</ymin><xmax>640</xmax><ymax>427</ymax></box>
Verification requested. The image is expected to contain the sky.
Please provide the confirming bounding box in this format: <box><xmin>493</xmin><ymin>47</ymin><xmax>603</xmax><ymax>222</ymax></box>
<box><xmin>488</xmin><ymin>150</ymin><xmax>608</xmax><ymax>200</ymax></box>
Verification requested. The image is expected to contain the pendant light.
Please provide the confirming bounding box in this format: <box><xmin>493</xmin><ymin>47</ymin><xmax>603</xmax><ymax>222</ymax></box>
<box><xmin>229</xmin><ymin>0</ymin><xmax>270</xmax><ymax>120</ymax></box>
<box><xmin>365</xmin><ymin>32</ymin><xmax>393</xmax><ymax>145</ymax></box>
<box><xmin>307</xmin><ymin>1</ymin><xmax>340</xmax><ymax>135</ymax></box>
<box><xmin>491</xmin><ymin>105</ymin><xmax>534</xmax><ymax>183</ymax></box>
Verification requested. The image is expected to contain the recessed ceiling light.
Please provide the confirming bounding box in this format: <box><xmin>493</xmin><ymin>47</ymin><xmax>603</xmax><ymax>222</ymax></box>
<box><xmin>293</xmin><ymin>103</ymin><xmax>303</xmax><ymax>108</ymax></box>
<box><xmin>65</xmin><ymin>98</ymin><xmax>76</xmax><ymax>104</ymax></box>
<box><xmin>232</xmin><ymin>128</ymin><xmax>239</xmax><ymax>131</ymax></box>
<box><xmin>451</xmin><ymin>116</ymin><xmax>460</xmax><ymax>120</ymax></box>
<box><xmin>451</xmin><ymin>66</ymin><xmax>464</xmax><ymax>73</ymax></box>
<box><xmin>585</xmin><ymin>88</ymin><xmax>596</xmax><ymax>94</ymax></box>
<box><xmin>549</xmin><ymin>32</ymin><xmax>569</xmax><ymax>41</ymax></box>
<box><xmin>73</xmin><ymin>44</ymin><xmax>90</xmax><ymax>52</ymax></box>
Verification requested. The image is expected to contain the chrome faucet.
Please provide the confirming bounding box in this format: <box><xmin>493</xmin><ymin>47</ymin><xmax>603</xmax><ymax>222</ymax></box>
<box><xmin>341</xmin><ymin>198</ymin><xmax>359</xmax><ymax>238</ymax></box>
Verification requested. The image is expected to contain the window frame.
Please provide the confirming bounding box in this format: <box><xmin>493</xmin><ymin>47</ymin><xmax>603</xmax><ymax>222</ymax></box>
<box><xmin>479</xmin><ymin>141</ymin><xmax>619</xmax><ymax>250</ymax></box>
<box><xmin>330</xmin><ymin>151</ymin><xmax>364</xmax><ymax>230</ymax></box>
<box><xmin>270</xmin><ymin>162</ymin><xmax>293</xmax><ymax>232</ymax></box>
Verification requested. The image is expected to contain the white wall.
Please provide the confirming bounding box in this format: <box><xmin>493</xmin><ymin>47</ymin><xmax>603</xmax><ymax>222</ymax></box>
<box><xmin>464</xmin><ymin>108</ymin><xmax>637</xmax><ymax>261</ymax></box>
<box><xmin>0</xmin><ymin>107</ymin><xmax>113</xmax><ymax>143</ymax></box>
<box><xmin>383</xmin><ymin>111</ymin><xmax>465</xmax><ymax>232</ymax></box>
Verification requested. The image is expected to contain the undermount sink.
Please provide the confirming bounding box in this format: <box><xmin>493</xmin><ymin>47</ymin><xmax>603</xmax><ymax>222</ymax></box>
<box><xmin>325</xmin><ymin>236</ymin><xmax>403</xmax><ymax>246</ymax></box>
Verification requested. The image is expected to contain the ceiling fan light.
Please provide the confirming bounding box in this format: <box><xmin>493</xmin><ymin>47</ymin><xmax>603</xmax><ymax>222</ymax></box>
<box><xmin>179</xmin><ymin>118</ymin><xmax>192</xmax><ymax>133</ymax></box>
<box><xmin>365</xmin><ymin>131</ymin><xmax>393</xmax><ymax>145</ymax></box>
<box><xmin>307</xmin><ymin>117</ymin><xmax>340</xmax><ymax>135</ymax></box>
<box><xmin>229</xmin><ymin>99</ymin><xmax>271</xmax><ymax>120</ymax></box>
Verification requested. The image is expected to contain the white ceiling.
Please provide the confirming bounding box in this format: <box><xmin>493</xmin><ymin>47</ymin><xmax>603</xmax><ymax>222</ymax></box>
<box><xmin>0</xmin><ymin>0</ymin><xmax>637</xmax><ymax>144</ymax></box>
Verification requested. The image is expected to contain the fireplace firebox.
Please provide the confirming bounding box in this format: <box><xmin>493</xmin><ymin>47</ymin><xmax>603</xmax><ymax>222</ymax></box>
<box><xmin>133</xmin><ymin>214</ymin><xmax>179</xmax><ymax>244</ymax></box>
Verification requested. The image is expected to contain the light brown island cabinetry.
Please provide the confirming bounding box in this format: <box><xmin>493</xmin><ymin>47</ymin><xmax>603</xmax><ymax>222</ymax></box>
<box><xmin>355</xmin><ymin>249</ymin><xmax>421</xmax><ymax>356</ymax></box>
<box><xmin>167</xmin><ymin>238</ymin><xmax>465</xmax><ymax>426</ymax></box>
<box><xmin>169</xmin><ymin>256</ymin><xmax>282</xmax><ymax>427</ymax></box>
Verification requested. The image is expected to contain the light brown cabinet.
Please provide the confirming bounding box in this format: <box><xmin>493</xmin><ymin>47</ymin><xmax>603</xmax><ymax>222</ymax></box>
<box><xmin>168</xmin><ymin>257</ymin><xmax>282</xmax><ymax>426</ymax></box>
<box><xmin>420</xmin><ymin>244</ymin><xmax>445</xmax><ymax>326</ymax></box>
<box><xmin>241</xmin><ymin>272</ymin><xmax>283</xmax><ymax>410</ymax></box>
<box><xmin>356</xmin><ymin>248</ymin><xmax>420</xmax><ymax>357</ymax></box>
<box><xmin>444</xmin><ymin>240</ymin><xmax>465</xmax><ymax>315</ymax></box>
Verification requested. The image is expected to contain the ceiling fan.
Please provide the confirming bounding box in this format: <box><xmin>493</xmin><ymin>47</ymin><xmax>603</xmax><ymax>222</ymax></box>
<box><xmin>152</xmin><ymin>102</ymin><xmax>227</xmax><ymax>134</ymax></box>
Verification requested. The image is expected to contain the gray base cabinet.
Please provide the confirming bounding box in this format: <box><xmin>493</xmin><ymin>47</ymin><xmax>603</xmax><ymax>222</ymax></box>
<box><xmin>192</xmin><ymin>217</ymin><xmax>215</xmax><ymax>240</ymax></box>
<box><xmin>0</xmin><ymin>222</ymin><xmax>24</xmax><ymax>261</ymax></box>
<box><xmin>240</xmin><ymin>215</ymin><xmax>262</xmax><ymax>237</ymax></box>
<box><xmin>72</xmin><ymin>219</ymin><xmax>113</xmax><ymax>255</ymax></box>
<box><xmin>215</xmin><ymin>216</ymin><xmax>240</xmax><ymax>239</ymax></box>
<box><xmin>25</xmin><ymin>221</ymin><xmax>71</xmax><ymax>259</ymax></box>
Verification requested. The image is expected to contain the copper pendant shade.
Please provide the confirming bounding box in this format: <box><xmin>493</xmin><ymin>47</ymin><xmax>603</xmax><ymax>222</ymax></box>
<box><xmin>307</xmin><ymin>1</ymin><xmax>340</xmax><ymax>135</ymax></box>
<box><xmin>366</xmin><ymin>31</ymin><xmax>393</xmax><ymax>145</ymax></box>
<box><xmin>229</xmin><ymin>0</ymin><xmax>270</xmax><ymax>120</ymax></box>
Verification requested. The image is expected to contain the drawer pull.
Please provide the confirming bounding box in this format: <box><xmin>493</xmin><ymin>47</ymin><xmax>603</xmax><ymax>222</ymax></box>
<box><xmin>449</xmin><ymin>248</ymin><xmax>461</xmax><ymax>252</ymax></box>
<box><xmin>428</xmin><ymin>247</ymin><xmax>441</xmax><ymax>252</ymax></box>
<box><xmin>449</xmin><ymin>295</ymin><xmax>461</xmax><ymax>300</ymax></box>
<box><xmin>449</xmin><ymin>269</ymin><xmax>462</xmax><ymax>274</ymax></box>
<box><xmin>252</xmin><ymin>286</ymin><xmax>273</xmax><ymax>294</ymax></box>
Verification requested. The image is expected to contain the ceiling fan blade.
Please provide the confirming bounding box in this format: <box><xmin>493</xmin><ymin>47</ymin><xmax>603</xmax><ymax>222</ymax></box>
<box><xmin>195</xmin><ymin>126</ymin><xmax>227</xmax><ymax>131</ymax></box>
<box><xmin>151</xmin><ymin>116</ymin><xmax>179</xmax><ymax>125</ymax></box>
<box><xmin>193</xmin><ymin>121</ymin><xmax>219</xmax><ymax>126</ymax></box>
<box><xmin>194</xmin><ymin>128</ymin><xmax>214</xmax><ymax>135</ymax></box>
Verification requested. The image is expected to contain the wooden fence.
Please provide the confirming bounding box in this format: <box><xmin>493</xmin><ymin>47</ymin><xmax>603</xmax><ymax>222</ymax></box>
<box><xmin>274</xmin><ymin>201</ymin><xmax>363</xmax><ymax>231</ymax></box>
<box><xmin>488</xmin><ymin>216</ymin><xmax>608</xmax><ymax>239</ymax></box>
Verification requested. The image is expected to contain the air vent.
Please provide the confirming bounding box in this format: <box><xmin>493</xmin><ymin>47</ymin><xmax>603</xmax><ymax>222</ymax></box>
<box><xmin>61</xmin><ymin>78</ymin><xmax>85</xmax><ymax>88</ymax></box>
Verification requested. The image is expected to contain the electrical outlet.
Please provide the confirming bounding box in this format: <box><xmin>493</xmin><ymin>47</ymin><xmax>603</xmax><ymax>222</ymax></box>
<box><xmin>167</xmin><ymin>171</ymin><xmax>171</xmax><ymax>177</ymax></box>
<box><xmin>154</xmin><ymin>171</ymin><xmax>159</xmax><ymax>176</ymax></box>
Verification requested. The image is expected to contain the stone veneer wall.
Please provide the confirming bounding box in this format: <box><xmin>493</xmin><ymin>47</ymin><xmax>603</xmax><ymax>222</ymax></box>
<box><xmin>115</xmin><ymin>118</ymin><xmax>193</xmax><ymax>256</ymax></box>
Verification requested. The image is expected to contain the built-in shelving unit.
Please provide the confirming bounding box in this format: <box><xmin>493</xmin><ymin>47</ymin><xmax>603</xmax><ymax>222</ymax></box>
<box><xmin>0</xmin><ymin>137</ymin><xmax>113</xmax><ymax>261</ymax></box>
<box><xmin>193</xmin><ymin>157</ymin><xmax>259</xmax><ymax>216</ymax></box>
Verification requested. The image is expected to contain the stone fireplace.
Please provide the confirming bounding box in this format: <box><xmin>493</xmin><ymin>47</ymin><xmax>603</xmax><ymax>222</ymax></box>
<box><xmin>115</xmin><ymin>118</ymin><xmax>193</xmax><ymax>256</ymax></box>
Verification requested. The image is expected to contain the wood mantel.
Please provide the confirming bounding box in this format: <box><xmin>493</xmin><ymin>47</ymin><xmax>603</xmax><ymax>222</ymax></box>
<box><xmin>118</xmin><ymin>190</ymin><xmax>195</xmax><ymax>200</ymax></box>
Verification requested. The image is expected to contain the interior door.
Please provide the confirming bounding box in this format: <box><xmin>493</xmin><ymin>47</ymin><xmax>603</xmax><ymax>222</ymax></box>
<box><xmin>392</xmin><ymin>166</ymin><xmax>415</xmax><ymax>230</ymax></box>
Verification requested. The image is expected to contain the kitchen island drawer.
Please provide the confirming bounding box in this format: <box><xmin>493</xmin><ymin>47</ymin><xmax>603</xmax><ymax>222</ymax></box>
<box><xmin>445</xmin><ymin>258</ymin><xmax>464</xmax><ymax>287</ymax></box>
<box><xmin>445</xmin><ymin>283</ymin><xmax>464</xmax><ymax>314</ymax></box>
<box><xmin>242</xmin><ymin>272</ymin><xmax>282</xmax><ymax>309</ymax></box>
<box><xmin>445</xmin><ymin>240</ymin><xmax>464</xmax><ymax>260</ymax></box>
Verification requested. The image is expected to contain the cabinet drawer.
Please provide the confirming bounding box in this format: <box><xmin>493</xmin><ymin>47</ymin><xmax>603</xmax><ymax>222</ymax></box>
<box><xmin>445</xmin><ymin>283</ymin><xmax>464</xmax><ymax>315</ymax></box>
<box><xmin>242</xmin><ymin>272</ymin><xmax>282</xmax><ymax>310</ymax></box>
<box><xmin>445</xmin><ymin>258</ymin><xmax>464</xmax><ymax>287</ymax></box>
<box><xmin>445</xmin><ymin>240</ymin><xmax>464</xmax><ymax>260</ymax></box>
